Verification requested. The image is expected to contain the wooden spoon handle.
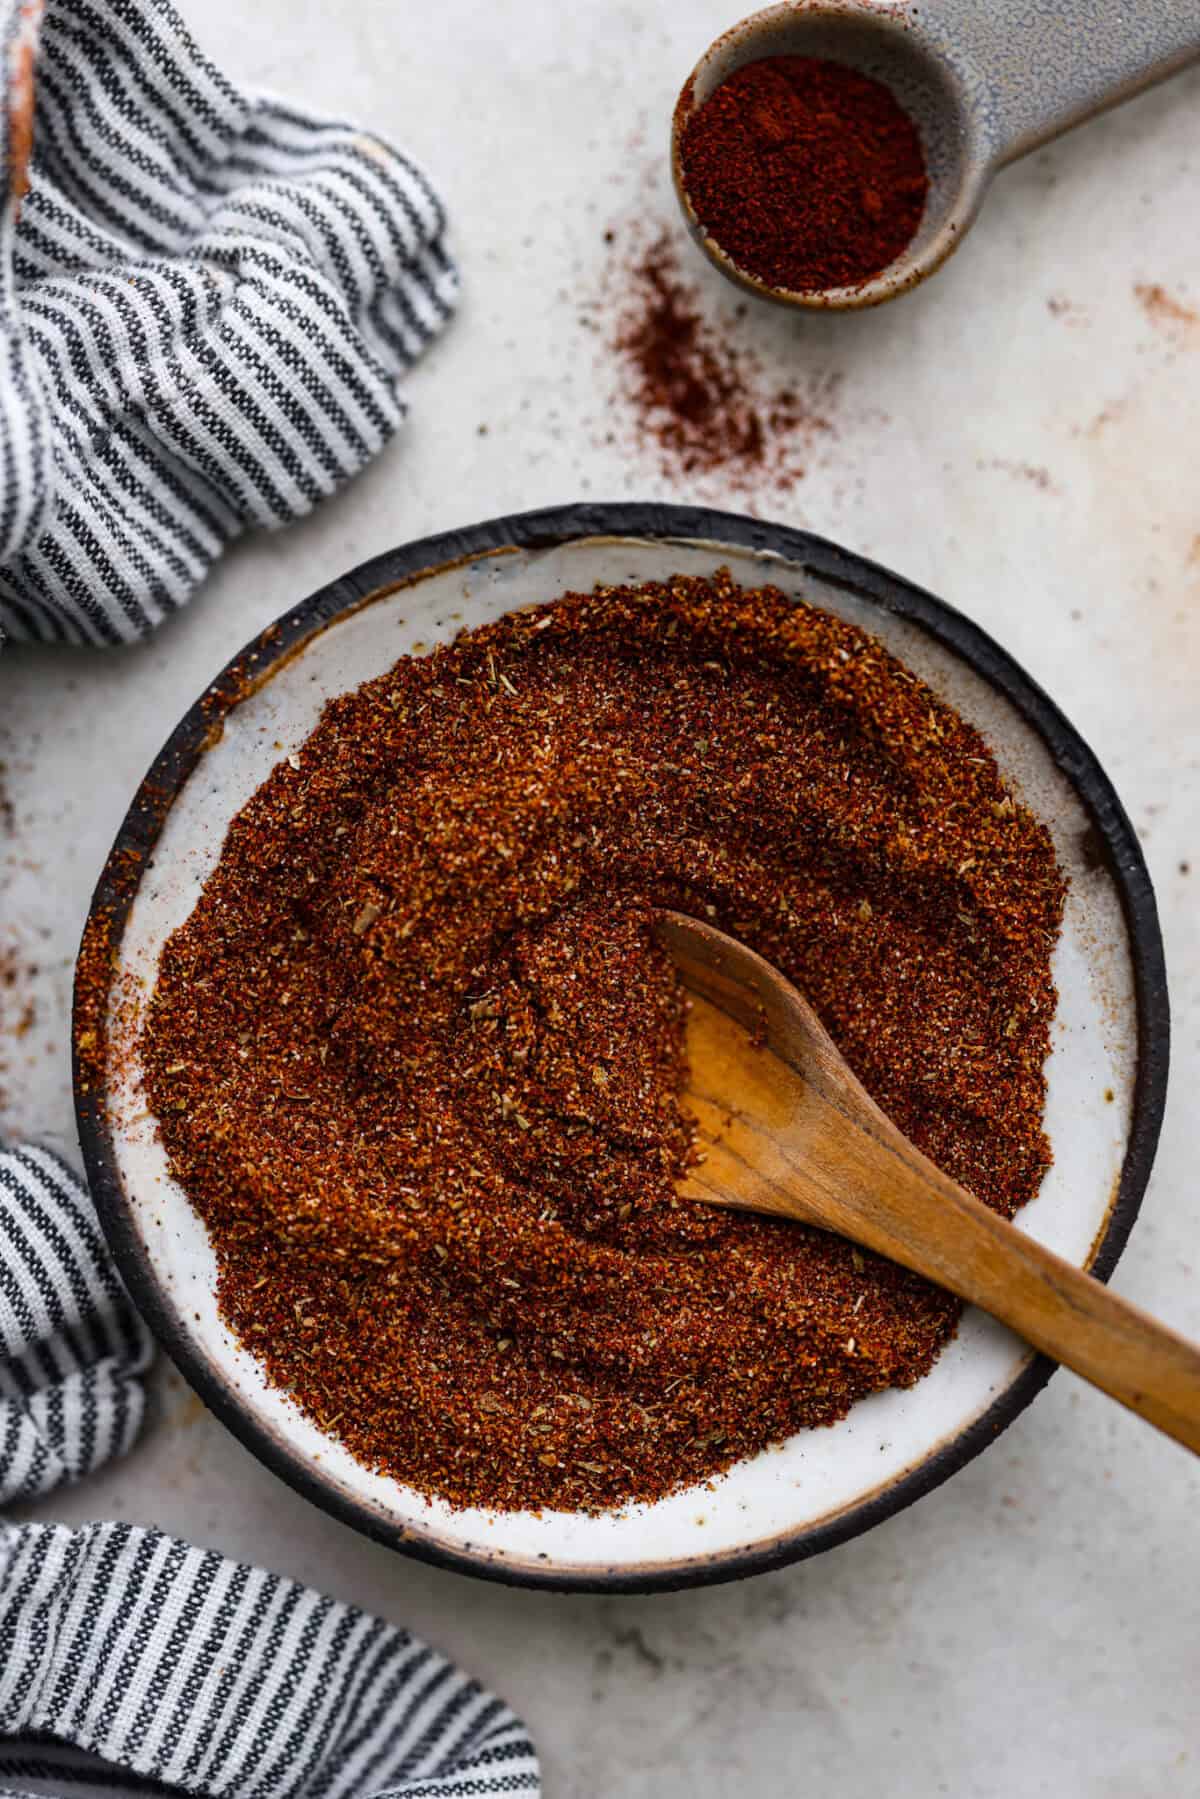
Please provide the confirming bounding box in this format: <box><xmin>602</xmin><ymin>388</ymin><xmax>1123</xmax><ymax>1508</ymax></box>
<box><xmin>813</xmin><ymin>1138</ymin><xmax>1200</xmax><ymax>1455</ymax></box>
<box><xmin>693</xmin><ymin>1079</ymin><xmax>1200</xmax><ymax>1453</ymax></box>
<box><xmin>662</xmin><ymin>918</ymin><xmax>1199</xmax><ymax>1455</ymax></box>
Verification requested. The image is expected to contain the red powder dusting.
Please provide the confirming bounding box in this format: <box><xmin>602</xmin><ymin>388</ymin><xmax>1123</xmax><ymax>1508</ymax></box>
<box><xmin>0</xmin><ymin>936</ymin><xmax>37</xmax><ymax>1128</ymax></box>
<box><xmin>0</xmin><ymin>733</ymin><xmax>38</xmax><ymax>1131</ymax></box>
<box><xmin>1134</xmin><ymin>281</ymin><xmax>1198</xmax><ymax>329</ymax></box>
<box><xmin>680</xmin><ymin>57</ymin><xmax>928</xmax><ymax>295</ymax></box>
<box><xmin>607</xmin><ymin>228</ymin><xmax>837</xmax><ymax>490</ymax></box>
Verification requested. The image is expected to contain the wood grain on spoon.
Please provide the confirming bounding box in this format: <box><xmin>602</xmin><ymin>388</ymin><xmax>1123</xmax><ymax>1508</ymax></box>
<box><xmin>656</xmin><ymin>911</ymin><xmax>1200</xmax><ymax>1455</ymax></box>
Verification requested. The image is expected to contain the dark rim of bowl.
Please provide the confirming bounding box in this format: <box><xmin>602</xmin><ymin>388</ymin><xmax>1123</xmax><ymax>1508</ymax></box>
<box><xmin>74</xmin><ymin>501</ymin><xmax>1170</xmax><ymax>1594</ymax></box>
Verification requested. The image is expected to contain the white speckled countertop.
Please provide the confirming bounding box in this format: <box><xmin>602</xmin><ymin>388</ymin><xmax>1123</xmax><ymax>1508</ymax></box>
<box><xmin>3</xmin><ymin>4</ymin><xmax>1199</xmax><ymax>1794</ymax></box>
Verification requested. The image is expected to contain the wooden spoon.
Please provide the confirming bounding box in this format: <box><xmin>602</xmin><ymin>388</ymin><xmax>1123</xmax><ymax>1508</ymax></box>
<box><xmin>656</xmin><ymin>911</ymin><xmax>1200</xmax><ymax>1454</ymax></box>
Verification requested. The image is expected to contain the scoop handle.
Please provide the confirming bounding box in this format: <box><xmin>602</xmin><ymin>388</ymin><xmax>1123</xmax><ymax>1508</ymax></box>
<box><xmin>921</xmin><ymin>0</ymin><xmax>1200</xmax><ymax>166</ymax></box>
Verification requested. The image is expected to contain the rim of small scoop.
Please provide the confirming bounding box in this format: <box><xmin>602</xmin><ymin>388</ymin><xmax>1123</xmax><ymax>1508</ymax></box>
<box><xmin>669</xmin><ymin>1</ymin><xmax>993</xmax><ymax>312</ymax></box>
<box><xmin>74</xmin><ymin>502</ymin><xmax>1170</xmax><ymax>1594</ymax></box>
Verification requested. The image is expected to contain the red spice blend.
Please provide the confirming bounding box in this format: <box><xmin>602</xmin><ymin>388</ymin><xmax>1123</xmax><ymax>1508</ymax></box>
<box><xmin>679</xmin><ymin>56</ymin><xmax>929</xmax><ymax>294</ymax></box>
<box><xmin>0</xmin><ymin>748</ymin><xmax>37</xmax><ymax>1131</ymax></box>
<box><xmin>143</xmin><ymin>574</ymin><xmax>1065</xmax><ymax>1513</ymax></box>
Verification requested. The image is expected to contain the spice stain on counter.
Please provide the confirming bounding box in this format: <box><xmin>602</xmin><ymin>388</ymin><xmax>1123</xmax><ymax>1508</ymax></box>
<box><xmin>1135</xmin><ymin>282</ymin><xmax>1199</xmax><ymax>334</ymax></box>
<box><xmin>0</xmin><ymin>936</ymin><xmax>39</xmax><ymax>1133</ymax></box>
<box><xmin>978</xmin><ymin>458</ymin><xmax>1059</xmax><ymax>495</ymax></box>
<box><xmin>0</xmin><ymin>738</ymin><xmax>42</xmax><ymax>1139</ymax></box>
<box><xmin>594</xmin><ymin>221</ymin><xmax>842</xmax><ymax>494</ymax></box>
<box><xmin>1046</xmin><ymin>295</ymin><xmax>1089</xmax><ymax>326</ymax></box>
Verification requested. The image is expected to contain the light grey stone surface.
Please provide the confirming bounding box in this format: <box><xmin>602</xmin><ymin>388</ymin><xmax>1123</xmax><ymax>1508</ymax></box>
<box><xmin>3</xmin><ymin>4</ymin><xmax>1198</xmax><ymax>1794</ymax></box>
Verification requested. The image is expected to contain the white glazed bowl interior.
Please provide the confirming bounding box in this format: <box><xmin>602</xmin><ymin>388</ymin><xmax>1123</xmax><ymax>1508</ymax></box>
<box><xmin>88</xmin><ymin>523</ymin><xmax>1149</xmax><ymax>1588</ymax></box>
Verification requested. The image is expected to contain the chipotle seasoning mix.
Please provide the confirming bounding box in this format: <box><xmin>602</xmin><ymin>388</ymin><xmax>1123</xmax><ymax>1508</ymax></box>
<box><xmin>143</xmin><ymin>574</ymin><xmax>1065</xmax><ymax>1513</ymax></box>
<box><xmin>679</xmin><ymin>57</ymin><xmax>929</xmax><ymax>294</ymax></box>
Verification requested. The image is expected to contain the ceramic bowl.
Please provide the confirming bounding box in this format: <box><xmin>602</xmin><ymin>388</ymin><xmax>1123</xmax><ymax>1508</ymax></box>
<box><xmin>75</xmin><ymin>503</ymin><xmax>1168</xmax><ymax>1592</ymax></box>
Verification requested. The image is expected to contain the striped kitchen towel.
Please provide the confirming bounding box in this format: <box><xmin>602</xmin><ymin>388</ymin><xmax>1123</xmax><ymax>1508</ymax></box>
<box><xmin>0</xmin><ymin>0</ymin><xmax>457</xmax><ymax>647</ymax></box>
<box><xmin>0</xmin><ymin>1144</ymin><xmax>541</xmax><ymax>1799</ymax></box>
<box><xmin>1</xmin><ymin>1</ymin><xmax>537</xmax><ymax>1787</ymax></box>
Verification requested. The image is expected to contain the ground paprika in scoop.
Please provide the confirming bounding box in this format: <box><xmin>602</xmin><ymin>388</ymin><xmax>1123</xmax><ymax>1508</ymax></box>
<box><xmin>679</xmin><ymin>55</ymin><xmax>928</xmax><ymax>294</ymax></box>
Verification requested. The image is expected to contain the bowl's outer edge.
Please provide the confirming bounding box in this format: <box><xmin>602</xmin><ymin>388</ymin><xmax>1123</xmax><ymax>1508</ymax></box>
<box><xmin>73</xmin><ymin>501</ymin><xmax>1170</xmax><ymax>1594</ymax></box>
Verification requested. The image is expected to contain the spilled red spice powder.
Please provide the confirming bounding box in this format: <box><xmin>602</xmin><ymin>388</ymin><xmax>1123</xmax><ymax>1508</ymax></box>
<box><xmin>1134</xmin><ymin>281</ymin><xmax>1198</xmax><ymax>330</ymax></box>
<box><xmin>0</xmin><ymin>937</ymin><xmax>37</xmax><ymax>1129</ymax></box>
<box><xmin>0</xmin><ymin>747</ymin><xmax>30</xmax><ymax>1127</ymax></box>
<box><xmin>608</xmin><ymin>229</ymin><xmax>836</xmax><ymax>488</ymax></box>
<box><xmin>142</xmin><ymin>573</ymin><xmax>1065</xmax><ymax>1514</ymax></box>
<box><xmin>680</xmin><ymin>56</ymin><xmax>928</xmax><ymax>294</ymax></box>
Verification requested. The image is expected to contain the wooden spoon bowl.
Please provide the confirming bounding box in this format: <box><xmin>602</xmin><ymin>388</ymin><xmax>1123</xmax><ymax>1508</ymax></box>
<box><xmin>658</xmin><ymin>911</ymin><xmax>1200</xmax><ymax>1455</ymax></box>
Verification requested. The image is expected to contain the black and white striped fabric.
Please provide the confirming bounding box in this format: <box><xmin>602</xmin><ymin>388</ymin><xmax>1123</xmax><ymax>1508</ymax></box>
<box><xmin>0</xmin><ymin>1145</ymin><xmax>541</xmax><ymax>1799</ymax></box>
<box><xmin>0</xmin><ymin>1144</ymin><xmax>152</xmax><ymax>1505</ymax></box>
<box><xmin>0</xmin><ymin>0</ymin><xmax>457</xmax><ymax>647</ymax></box>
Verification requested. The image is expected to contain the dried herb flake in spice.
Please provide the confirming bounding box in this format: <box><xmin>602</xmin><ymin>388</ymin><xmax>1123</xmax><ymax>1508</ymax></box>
<box><xmin>143</xmin><ymin>573</ymin><xmax>1065</xmax><ymax>1514</ymax></box>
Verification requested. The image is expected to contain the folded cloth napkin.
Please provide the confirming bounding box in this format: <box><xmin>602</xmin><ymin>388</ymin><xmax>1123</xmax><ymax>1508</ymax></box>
<box><xmin>0</xmin><ymin>1146</ymin><xmax>541</xmax><ymax>1799</ymax></box>
<box><xmin>0</xmin><ymin>0</ymin><xmax>457</xmax><ymax>646</ymax></box>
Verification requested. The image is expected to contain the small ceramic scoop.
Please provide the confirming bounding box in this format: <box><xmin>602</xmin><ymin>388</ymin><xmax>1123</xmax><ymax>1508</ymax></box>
<box><xmin>671</xmin><ymin>0</ymin><xmax>1200</xmax><ymax>310</ymax></box>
